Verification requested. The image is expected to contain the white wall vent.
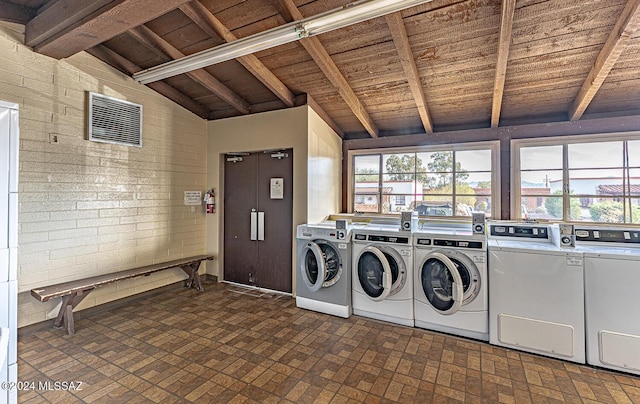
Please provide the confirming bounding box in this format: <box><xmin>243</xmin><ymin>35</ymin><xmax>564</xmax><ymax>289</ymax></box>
<box><xmin>88</xmin><ymin>92</ymin><xmax>142</xmax><ymax>147</ymax></box>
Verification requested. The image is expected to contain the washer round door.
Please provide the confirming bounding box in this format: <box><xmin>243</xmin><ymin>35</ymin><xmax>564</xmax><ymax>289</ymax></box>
<box><xmin>356</xmin><ymin>245</ymin><xmax>407</xmax><ymax>301</ymax></box>
<box><xmin>419</xmin><ymin>251</ymin><xmax>465</xmax><ymax>315</ymax></box>
<box><xmin>440</xmin><ymin>250</ymin><xmax>481</xmax><ymax>306</ymax></box>
<box><xmin>300</xmin><ymin>240</ymin><xmax>342</xmax><ymax>292</ymax></box>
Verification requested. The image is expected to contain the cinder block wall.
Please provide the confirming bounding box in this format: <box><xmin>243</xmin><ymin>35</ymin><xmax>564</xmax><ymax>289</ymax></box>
<box><xmin>0</xmin><ymin>23</ymin><xmax>208</xmax><ymax>327</ymax></box>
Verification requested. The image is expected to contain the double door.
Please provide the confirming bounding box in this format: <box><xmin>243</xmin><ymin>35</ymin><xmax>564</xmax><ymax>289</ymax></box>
<box><xmin>224</xmin><ymin>149</ymin><xmax>293</xmax><ymax>292</ymax></box>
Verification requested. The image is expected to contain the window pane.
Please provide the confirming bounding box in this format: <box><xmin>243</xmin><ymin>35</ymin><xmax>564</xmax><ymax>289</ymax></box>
<box><xmin>460</xmin><ymin>172</ymin><xmax>492</xmax><ymax>195</ymax></box>
<box><xmin>383</xmin><ymin>153</ymin><xmax>416</xmax><ymax>174</ymax></box>
<box><xmin>389</xmin><ymin>194</ymin><xmax>413</xmax><ymax>212</ymax></box>
<box><xmin>569</xmin><ymin>169</ymin><xmax>623</xmax><ymax>196</ymax></box>
<box><xmin>457</xmin><ymin>150</ymin><xmax>492</xmax><ymax>171</ymax></box>
<box><xmin>413</xmin><ymin>196</ymin><xmax>453</xmax><ymax>216</ymax></box>
<box><xmin>630</xmin><ymin>199</ymin><xmax>640</xmax><ymax>224</ymax></box>
<box><xmin>628</xmin><ymin>141</ymin><xmax>640</xmax><ymax>167</ymax></box>
<box><xmin>353</xmin><ymin>194</ymin><xmax>379</xmax><ymax>213</ymax></box>
<box><xmin>417</xmin><ymin>151</ymin><xmax>453</xmax><ymax>173</ymax></box>
<box><xmin>629</xmin><ymin>169</ymin><xmax>640</xmax><ymax>198</ymax></box>
<box><xmin>355</xmin><ymin>174</ymin><xmax>379</xmax><ymax>184</ymax></box>
<box><xmin>583</xmin><ymin>197</ymin><xmax>626</xmax><ymax>224</ymax></box>
<box><xmin>569</xmin><ymin>142</ymin><xmax>622</xmax><ymax>169</ymax></box>
<box><xmin>520</xmin><ymin>170</ymin><xmax>562</xmax><ymax>194</ymax></box>
<box><xmin>354</xmin><ymin>155</ymin><xmax>380</xmax><ymax>174</ymax></box>
<box><xmin>519</xmin><ymin>196</ymin><xmax>563</xmax><ymax>220</ymax></box>
<box><xmin>520</xmin><ymin>145</ymin><xmax>562</xmax><ymax>170</ymax></box>
<box><xmin>422</xmin><ymin>173</ymin><xmax>453</xmax><ymax>191</ymax></box>
<box><xmin>382</xmin><ymin>174</ymin><xmax>415</xmax><ymax>191</ymax></box>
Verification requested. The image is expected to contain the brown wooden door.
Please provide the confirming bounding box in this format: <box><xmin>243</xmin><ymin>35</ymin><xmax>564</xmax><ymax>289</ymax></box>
<box><xmin>223</xmin><ymin>149</ymin><xmax>293</xmax><ymax>292</ymax></box>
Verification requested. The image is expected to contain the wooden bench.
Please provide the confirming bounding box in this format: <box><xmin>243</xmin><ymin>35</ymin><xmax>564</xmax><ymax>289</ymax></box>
<box><xmin>30</xmin><ymin>255</ymin><xmax>215</xmax><ymax>335</ymax></box>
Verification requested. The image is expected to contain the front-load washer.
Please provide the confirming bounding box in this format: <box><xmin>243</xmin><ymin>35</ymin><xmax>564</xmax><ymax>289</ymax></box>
<box><xmin>352</xmin><ymin>223</ymin><xmax>413</xmax><ymax>327</ymax></box>
<box><xmin>575</xmin><ymin>226</ymin><xmax>640</xmax><ymax>375</ymax></box>
<box><xmin>414</xmin><ymin>227</ymin><xmax>488</xmax><ymax>341</ymax></box>
<box><xmin>488</xmin><ymin>221</ymin><xmax>585</xmax><ymax>363</ymax></box>
<box><xmin>296</xmin><ymin>221</ymin><xmax>352</xmax><ymax>318</ymax></box>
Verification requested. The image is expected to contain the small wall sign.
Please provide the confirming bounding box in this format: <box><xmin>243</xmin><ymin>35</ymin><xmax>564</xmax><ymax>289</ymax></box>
<box><xmin>184</xmin><ymin>191</ymin><xmax>202</xmax><ymax>205</ymax></box>
<box><xmin>270</xmin><ymin>178</ymin><xmax>284</xmax><ymax>199</ymax></box>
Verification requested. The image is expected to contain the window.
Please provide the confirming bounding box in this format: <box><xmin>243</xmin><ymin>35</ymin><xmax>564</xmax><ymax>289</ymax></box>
<box><xmin>351</xmin><ymin>143</ymin><xmax>498</xmax><ymax>217</ymax></box>
<box><xmin>514</xmin><ymin>135</ymin><xmax>640</xmax><ymax>224</ymax></box>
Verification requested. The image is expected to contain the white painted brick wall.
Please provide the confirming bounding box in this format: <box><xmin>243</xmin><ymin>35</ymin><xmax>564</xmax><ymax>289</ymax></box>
<box><xmin>0</xmin><ymin>23</ymin><xmax>208</xmax><ymax>328</ymax></box>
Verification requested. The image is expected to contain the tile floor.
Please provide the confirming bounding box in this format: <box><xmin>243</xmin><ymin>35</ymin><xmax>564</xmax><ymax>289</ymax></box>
<box><xmin>16</xmin><ymin>281</ymin><xmax>640</xmax><ymax>403</ymax></box>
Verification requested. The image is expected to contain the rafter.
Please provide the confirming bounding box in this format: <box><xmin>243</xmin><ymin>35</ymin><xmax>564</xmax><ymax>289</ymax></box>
<box><xmin>278</xmin><ymin>0</ymin><xmax>378</xmax><ymax>138</ymax></box>
<box><xmin>27</xmin><ymin>0</ymin><xmax>191</xmax><ymax>59</ymax></box>
<box><xmin>569</xmin><ymin>0</ymin><xmax>640</xmax><ymax>121</ymax></box>
<box><xmin>385</xmin><ymin>12</ymin><xmax>433</xmax><ymax>134</ymax></box>
<box><xmin>179</xmin><ymin>1</ymin><xmax>295</xmax><ymax>108</ymax></box>
<box><xmin>491</xmin><ymin>0</ymin><xmax>516</xmax><ymax>128</ymax></box>
<box><xmin>129</xmin><ymin>25</ymin><xmax>251</xmax><ymax>115</ymax></box>
<box><xmin>87</xmin><ymin>45</ymin><xmax>210</xmax><ymax>118</ymax></box>
<box><xmin>26</xmin><ymin>0</ymin><xmax>111</xmax><ymax>47</ymax></box>
<box><xmin>0</xmin><ymin>1</ymin><xmax>36</xmax><ymax>25</ymax></box>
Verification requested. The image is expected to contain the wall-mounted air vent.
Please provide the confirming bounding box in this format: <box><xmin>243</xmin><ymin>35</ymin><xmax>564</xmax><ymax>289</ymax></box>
<box><xmin>88</xmin><ymin>92</ymin><xmax>142</xmax><ymax>147</ymax></box>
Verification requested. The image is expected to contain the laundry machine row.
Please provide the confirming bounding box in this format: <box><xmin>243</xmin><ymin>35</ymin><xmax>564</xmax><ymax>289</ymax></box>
<box><xmin>296</xmin><ymin>217</ymin><xmax>640</xmax><ymax>377</ymax></box>
<box><xmin>296</xmin><ymin>217</ymin><xmax>490</xmax><ymax>339</ymax></box>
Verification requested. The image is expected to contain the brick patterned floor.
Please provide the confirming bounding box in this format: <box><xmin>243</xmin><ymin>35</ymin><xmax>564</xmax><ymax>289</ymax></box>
<box><xmin>17</xmin><ymin>281</ymin><xmax>640</xmax><ymax>403</ymax></box>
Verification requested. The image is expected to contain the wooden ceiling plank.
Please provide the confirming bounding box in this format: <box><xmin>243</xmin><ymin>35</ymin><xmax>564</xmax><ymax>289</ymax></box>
<box><xmin>490</xmin><ymin>0</ymin><xmax>516</xmax><ymax>128</ymax></box>
<box><xmin>278</xmin><ymin>0</ymin><xmax>378</xmax><ymax>138</ymax></box>
<box><xmin>31</xmin><ymin>0</ymin><xmax>192</xmax><ymax>59</ymax></box>
<box><xmin>179</xmin><ymin>1</ymin><xmax>296</xmax><ymax>107</ymax></box>
<box><xmin>87</xmin><ymin>45</ymin><xmax>210</xmax><ymax>118</ymax></box>
<box><xmin>129</xmin><ymin>25</ymin><xmax>251</xmax><ymax>114</ymax></box>
<box><xmin>385</xmin><ymin>12</ymin><xmax>434</xmax><ymax>134</ymax></box>
<box><xmin>0</xmin><ymin>1</ymin><xmax>36</xmax><ymax>25</ymax></box>
<box><xmin>569</xmin><ymin>0</ymin><xmax>640</xmax><ymax>121</ymax></box>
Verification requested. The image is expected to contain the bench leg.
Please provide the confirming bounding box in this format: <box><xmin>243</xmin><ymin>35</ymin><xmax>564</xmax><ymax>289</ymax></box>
<box><xmin>181</xmin><ymin>261</ymin><xmax>204</xmax><ymax>291</ymax></box>
<box><xmin>53</xmin><ymin>289</ymin><xmax>92</xmax><ymax>335</ymax></box>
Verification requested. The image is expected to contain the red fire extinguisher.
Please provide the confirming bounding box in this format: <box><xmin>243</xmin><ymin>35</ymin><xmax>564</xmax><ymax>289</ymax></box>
<box><xmin>204</xmin><ymin>189</ymin><xmax>215</xmax><ymax>214</ymax></box>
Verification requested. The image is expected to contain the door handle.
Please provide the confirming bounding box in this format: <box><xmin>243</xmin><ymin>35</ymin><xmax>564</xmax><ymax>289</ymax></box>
<box><xmin>258</xmin><ymin>211</ymin><xmax>265</xmax><ymax>241</ymax></box>
<box><xmin>250</xmin><ymin>209</ymin><xmax>257</xmax><ymax>241</ymax></box>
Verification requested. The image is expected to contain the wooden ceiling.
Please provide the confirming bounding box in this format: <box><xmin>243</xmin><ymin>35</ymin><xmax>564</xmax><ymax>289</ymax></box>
<box><xmin>2</xmin><ymin>0</ymin><xmax>640</xmax><ymax>139</ymax></box>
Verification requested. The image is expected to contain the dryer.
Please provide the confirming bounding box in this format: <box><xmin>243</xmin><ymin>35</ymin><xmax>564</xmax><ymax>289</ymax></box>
<box><xmin>414</xmin><ymin>228</ymin><xmax>488</xmax><ymax>341</ymax></box>
<box><xmin>488</xmin><ymin>221</ymin><xmax>585</xmax><ymax>363</ymax></box>
<box><xmin>352</xmin><ymin>223</ymin><xmax>413</xmax><ymax>327</ymax></box>
<box><xmin>296</xmin><ymin>221</ymin><xmax>352</xmax><ymax>318</ymax></box>
<box><xmin>575</xmin><ymin>226</ymin><xmax>640</xmax><ymax>375</ymax></box>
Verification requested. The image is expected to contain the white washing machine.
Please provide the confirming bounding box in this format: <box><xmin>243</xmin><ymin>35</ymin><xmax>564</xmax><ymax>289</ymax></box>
<box><xmin>296</xmin><ymin>221</ymin><xmax>352</xmax><ymax>318</ymax></box>
<box><xmin>575</xmin><ymin>226</ymin><xmax>640</xmax><ymax>375</ymax></box>
<box><xmin>352</xmin><ymin>223</ymin><xmax>414</xmax><ymax>327</ymax></box>
<box><xmin>488</xmin><ymin>221</ymin><xmax>585</xmax><ymax>363</ymax></box>
<box><xmin>414</xmin><ymin>227</ymin><xmax>488</xmax><ymax>341</ymax></box>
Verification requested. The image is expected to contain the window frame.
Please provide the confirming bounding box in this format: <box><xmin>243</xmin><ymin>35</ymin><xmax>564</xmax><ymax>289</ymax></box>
<box><xmin>347</xmin><ymin>141</ymin><xmax>501</xmax><ymax>218</ymax></box>
<box><xmin>512</xmin><ymin>132</ymin><xmax>640</xmax><ymax>223</ymax></box>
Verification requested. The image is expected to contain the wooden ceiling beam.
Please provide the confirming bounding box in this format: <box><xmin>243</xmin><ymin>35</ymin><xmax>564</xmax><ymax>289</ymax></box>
<box><xmin>27</xmin><ymin>0</ymin><xmax>191</xmax><ymax>59</ymax></box>
<box><xmin>385</xmin><ymin>12</ymin><xmax>433</xmax><ymax>134</ymax></box>
<box><xmin>0</xmin><ymin>1</ymin><xmax>36</xmax><ymax>25</ymax></box>
<box><xmin>26</xmin><ymin>0</ymin><xmax>111</xmax><ymax>47</ymax></box>
<box><xmin>491</xmin><ymin>0</ymin><xmax>516</xmax><ymax>128</ymax></box>
<box><xmin>569</xmin><ymin>0</ymin><xmax>640</xmax><ymax>121</ymax></box>
<box><xmin>87</xmin><ymin>45</ymin><xmax>210</xmax><ymax>118</ymax></box>
<box><xmin>179</xmin><ymin>1</ymin><xmax>296</xmax><ymax>107</ymax></box>
<box><xmin>278</xmin><ymin>0</ymin><xmax>378</xmax><ymax>138</ymax></box>
<box><xmin>129</xmin><ymin>25</ymin><xmax>251</xmax><ymax>115</ymax></box>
